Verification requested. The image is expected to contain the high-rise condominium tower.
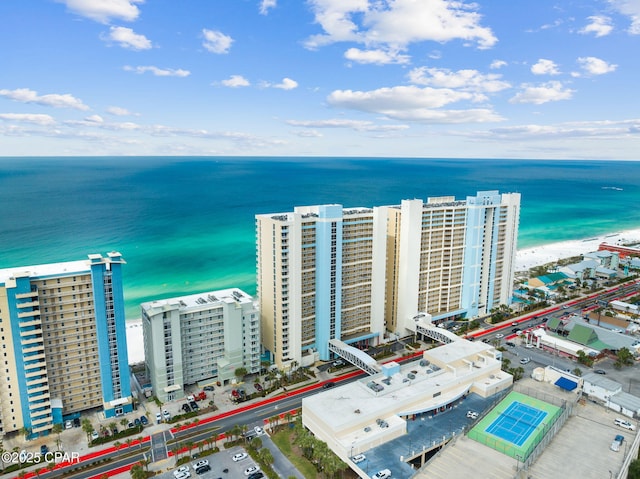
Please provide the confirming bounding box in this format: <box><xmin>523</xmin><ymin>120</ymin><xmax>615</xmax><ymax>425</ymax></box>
<box><xmin>0</xmin><ymin>252</ymin><xmax>132</xmax><ymax>438</ymax></box>
<box><xmin>256</xmin><ymin>191</ymin><xmax>520</xmax><ymax>368</ymax></box>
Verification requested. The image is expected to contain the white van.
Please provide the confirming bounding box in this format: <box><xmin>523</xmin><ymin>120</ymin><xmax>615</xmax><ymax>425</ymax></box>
<box><xmin>614</xmin><ymin>418</ymin><xmax>635</xmax><ymax>430</ymax></box>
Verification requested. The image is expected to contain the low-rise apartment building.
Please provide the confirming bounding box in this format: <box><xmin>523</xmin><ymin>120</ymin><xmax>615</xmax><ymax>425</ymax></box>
<box><xmin>142</xmin><ymin>288</ymin><xmax>260</xmax><ymax>402</ymax></box>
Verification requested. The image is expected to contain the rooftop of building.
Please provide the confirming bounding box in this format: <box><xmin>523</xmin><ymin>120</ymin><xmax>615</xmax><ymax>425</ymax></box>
<box><xmin>0</xmin><ymin>252</ymin><xmax>123</xmax><ymax>284</ymax></box>
<box><xmin>303</xmin><ymin>340</ymin><xmax>506</xmax><ymax>435</ymax></box>
<box><xmin>140</xmin><ymin>287</ymin><xmax>253</xmax><ymax>312</ymax></box>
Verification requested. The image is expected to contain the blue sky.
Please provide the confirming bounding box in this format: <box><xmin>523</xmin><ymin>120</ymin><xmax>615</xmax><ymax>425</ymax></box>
<box><xmin>0</xmin><ymin>0</ymin><xmax>638</xmax><ymax>159</ymax></box>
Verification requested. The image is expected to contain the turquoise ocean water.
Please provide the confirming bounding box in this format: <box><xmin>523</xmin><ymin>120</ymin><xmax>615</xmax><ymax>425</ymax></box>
<box><xmin>1</xmin><ymin>157</ymin><xmax>639</xmax><ymax>320</ymax></box>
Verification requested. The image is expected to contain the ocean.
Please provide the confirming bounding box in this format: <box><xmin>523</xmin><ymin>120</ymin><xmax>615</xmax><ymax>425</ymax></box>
<box><xmin>1</xmin><ymin>157</ymin><xmax>639</xmax><ymax>320</ymax></box>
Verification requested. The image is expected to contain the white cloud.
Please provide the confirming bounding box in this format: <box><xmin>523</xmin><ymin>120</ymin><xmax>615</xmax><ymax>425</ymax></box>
<box><xmin>57</xmin><ymin>0</ymin><xmax>144</xmax><ymax>23</ymax></box>
<box><xmin>104</xmin><ymin>26</ymin><xmax>152</xmax><ymax>50</ymax></box>
<box><xmin>490</xmin><ymin>60</ymin><xmax>507</xmax><ymax>69</ymax></box>
<box><xmin>259</xmin><ymin>0</ymin><xmax>276</xmax><ymax>15</ymax></box>
<box><xmin>221</xmin><ymin>75</ymin><xmax>251</xmax><ymax>88</ymax></box>
<box><xmin>123</xmin><ymin>65</ymin><xmax>190</xmax><ymax>77</ymax></box>
<box><xmin>487</xmin><ymin>118</ymin><xmax>640</xmax><ymax>140</ymax></box>
<box><xmin>408</xmin><ymin>67</ymin><xmax>510</xmax><ymax>93</ymax></box>
<box><xmin>202</xmin><ymin>29</ymin><xmax>233</xmax><ymax>54</ymax></box>
<box><xmin>579</xmin><ymin>15</ymin><xmax>613</xmax><ymax>37</ymax></box>
<box><xmin>344</xmin><ymin>47</ymin><xmax>409</xmax><ymax>65</ymax></box>
<box><xmin>327</xmin><ymin>85</ymin><xmax>503</xmax><ymax>123</ymax></box>
<box><xmin>0</xmin><ymin>88</ymin><xmax>89</xmax><ymax>110</ymax></box>
<box><xmin>509</xmin><ymin>81</ymin><xmax>574</xmax><ymax>104</ymax></box>
<box><xmin>305</xmin><ymin>0</ymin><xmax>497</xmax><ymax>53</ymax></box>
<box><xmin>576</xmin><ymin>56</ymin><xmax>618</xmax><ymax>75</ymax></box>
<box><xmin>107</xmin><ymin>106</ymin><xmax>133</xmax><ymax>116</ymax></box>
<box><xmin>0</xmin><ymin>113</ymin><xmax>56</xmax><ymax>125</ymax></box>
<box><xmin>287</xmin><ymin>118</ymin><xmax>409</xmax><ymax>132</ymax></box>
<box><xmin>273</xmin><ymin>78</ymin><xmax>298</xmax><ymax>90</ymax></box>
<box><xmin>609</xmin><ymin>0</ymin><xmax>640</xmax><ymax>34</ymax></box>
<box><xmin>531</xmin><ymin>59</ymin><xmax>560</xmax><ymax>75</ymax></box>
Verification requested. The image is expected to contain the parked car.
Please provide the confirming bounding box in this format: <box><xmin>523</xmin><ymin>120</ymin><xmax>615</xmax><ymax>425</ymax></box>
<box><xmin>91</xmin><ymin>431</ymin><xmax>99</xmax><ymax>441</ymax></box>
<box><xmin>233</xmin><ymin>452</ymin><xmax>248</xmax><ymax>462</ymax></box>
<box><xmin>466</xmin><ymin>410</ymin><xmax>479</xmax><ymax>419</ymax></box>
<box><xmin>323</xmin><ymin>382</ymin><xmax>335</xmax><ymax>389</ymax></box>
<box><xmin>140</xmin><ymin>415</ymin><xmax>148</xmax><ymax>426</ymax></box>
<box><xmin>73</xmin><ymin>417</ymin><xmax>81</xmax><ymax>428</ymax></box>
<box><xmin>162</xmin><ymin>410</ymin><xmax>171</xmax><ymax>421</ymax></box>
<box><xmin>372</xmin><ymin>469</ymin><xmax>392</xmax><ymax>479</ymax></box>
<box><xmin>244</xmin><ymin>465</ymin><xmax>260</xmax><ymax>476</ymax></box>
<box><xmin>40</xmin><ymin>445</ymin><xmax>49</xmax><ymax>455</ymax></box>
<box><xmin>156</xmin><ymin>412</ymin><xmax>162</xmax><ymax>423</ymax></box>
<box><xmin>519</xmin><ymin>357</ymin><xmax>531</xmax><ymax>365</ymax></box>
<box><xmin>182</xmin><ymin>403</ymin><xmax>192</xmax><ymax>413</ymax></box>
<box><xmin>352</xmin><ymin>454</ymin><xmax>366</xmax><ymax>464</ymax></box>
<box><xmin>594</xmin><ymin>369</ymin><xmax>607</xmax><ymax>375</ymax></box>
<box><xmin>173</xmin><ymin>466</ymin><xmax>190</xmax><ymax>479</ymax></box>
<box><xmin>189</xmin><ymin>401</ymin><xmax>199</xmax><ymax>410</ymax></box>
<box><xmin>254</xmin><ymin>383</ymin><xmax>263</xmax><ymax>392</ymax></box>
<box><xmin>611</xmin><ymin>434</ymin><xmax>624</xmax><ymax>452</ymax></box>
<box><xmin>254</xmin><ymin>426</ymin><xmax>264</xmax><ymax>435</ymax></box>
<box><xmin>615</xmin><ymin>418</ymin><xmax>635</xmax><ymax>431</ymax></box>
<box><xmin>203</xmin><ymin>385</ymin><xmax>215</xmax><ymax>391</ymax></box>
<box><xmin>194</xmin><ymin>465</ymin><xmax>210</xmax><ymax>475</ymax></box>
<box><xmin>134</xmin><ymin>418</ymin><xmax>141</xmax><ymax>427</ymax></box>
<box><xmin>195</xmin><ymin>391</ymin><xmax>207</xmax><ymax>401</ymax></box>
<box><xmin>193</xmin><ymin>460</ymin><xmax>209</xmax><ymax>469</ymax></box>
<box><xmin>505</xmin><ymin>341</ymin><xmax>516</xmax><ymax>347</ymax></box>
<box><xmin>247</xmin><ymin>473</ymin><xmax>264</xmax><ymax>479</ymax></box>
<box><xmin>65</xmin><ymin>420</ymin><xmax>73</xmax><ymax>429</ymax></box>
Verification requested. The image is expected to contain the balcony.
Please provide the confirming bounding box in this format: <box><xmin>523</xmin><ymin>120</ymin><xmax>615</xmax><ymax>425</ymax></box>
<box><xmin>18</xmin><ymin>310</ymin><xmax>40</xmax><ymax>319</ymax></box>
<box><xmin>16</xmin><ymin>291</ymin><xmax>38</xmax><ymax>299</ymax></box>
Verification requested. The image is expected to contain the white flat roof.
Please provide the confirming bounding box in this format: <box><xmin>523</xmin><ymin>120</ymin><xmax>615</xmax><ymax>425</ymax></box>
<box><xmin>141</xmin><ymin>288</ymin><xmax>253</xmax><ymax>311</ymax></box>
<box><xmin>0</xmin><ymin>259</ymin><xmax>91</xmax><ymax>284</ymax></box>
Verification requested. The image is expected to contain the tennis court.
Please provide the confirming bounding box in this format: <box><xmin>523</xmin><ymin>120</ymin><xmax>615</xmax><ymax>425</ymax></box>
<box><xmin>485</xmin><ymin>401</ymin><xmax>548</xmax><ymax>446</ymax></box>
<box><xmin>468</xmin><ymin>391</ymin><xmax>562</xmax><ymax>460</ymax></box>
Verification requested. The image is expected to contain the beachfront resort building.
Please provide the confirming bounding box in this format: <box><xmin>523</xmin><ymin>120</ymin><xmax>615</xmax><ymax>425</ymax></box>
<box><xmin>0</xmin><ymin>252</ymin><xmax>132</xmax><ymax>439</ymax></box>
<box><xmin>256</xmin><ymin>190</ymin><xmax>520</xmax><ymax>368</ymax></box>
<box><xmin>141</xmin><ymin>288</ymin><xmax>260</xmax><ymax>402</ymax></box>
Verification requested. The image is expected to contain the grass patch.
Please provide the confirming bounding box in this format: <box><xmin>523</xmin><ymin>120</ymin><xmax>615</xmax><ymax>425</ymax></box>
<box><xmin>271</xmin><ymin>429</ymin><xmax>318</xmax><ymax>479</ymax></box>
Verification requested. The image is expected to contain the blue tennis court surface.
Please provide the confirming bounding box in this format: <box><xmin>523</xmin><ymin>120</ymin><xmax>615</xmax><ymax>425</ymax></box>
<box><xmin>485</xmin><ymin>401</ymin><xmax>548</xmax><ymax>447</ymax></box>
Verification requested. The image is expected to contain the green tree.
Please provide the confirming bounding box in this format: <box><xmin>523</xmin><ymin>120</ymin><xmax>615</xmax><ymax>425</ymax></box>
<box><xmin>81</xmin><ymin>418</ymin><xmax>95</xmax><ymax>442</ymax></box>
<box><xmin>259</xmin><ymin>448</ymin><xmax>274</xmax><ymax>467</ymax></box>
<box><xmin>614</xmin><ymin>347</ymin><xmax>635</xmax><ymax>369</ymax></box>
<box><xmin>52</xmin><ymin>423</ymin><xmax>63</xmax><ymax>451</ymax></box>
<box><xmin>628</xmin><ymin>458</ymin><xmax>640</xmax><ymax>479</ymax></box>
<box><xmin>130</xmin><ymin>463</ymin><xmax>146</xmax><ymax>479</ymax></box>
<box><xmin>250</xmin><ymin>436</ymin><xmax>262</xmax><ymax>450</ymax></box>
<box><xmin>234</xmin><ymin>367</ymin><xmax>248</xmax><ymax>379</ymax></box>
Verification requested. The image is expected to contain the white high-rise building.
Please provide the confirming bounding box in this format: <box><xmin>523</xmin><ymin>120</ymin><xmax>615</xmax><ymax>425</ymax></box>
<box><xmin>256</xmin><ymin>191</ymin><xmax>520</xmax><ymax>368</ymax></box>
<box><xmin>141</xmin><ymin>288</ymin><xmax>260</xmax><ymax>402</ymax></box>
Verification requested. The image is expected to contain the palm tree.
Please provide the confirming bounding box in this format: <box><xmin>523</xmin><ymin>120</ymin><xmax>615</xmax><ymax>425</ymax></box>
<box><xmin>129</xmin><ymin>463</ymin><xmax>146</xmax><ymax>479</ymax></box>
<box><xmin>120</xmin><ymin>418</ymin><xmax>129</xmax><ymax>430</ymax></box>
<box><xmin>270</xmin><ymin>415</ymin><xmax>280</xmax><ymax>433</ymax></box>
<box><xmin>52</xmin><ymin>423</ymin><xmax>63</xmax><ymax>451</ymax></box>
<box><xmin>185</xmin><ymin>440</ymin><xmax>194</xmax><ymax>457</ymax></box>
<box><xmin>113</xmin><ymin>441</ymin><xmax>122</xmax><ymax>451</ymax></box>
<box><xmin>259</xmin><ymin>448</ymin><xmax>274</xmax><ymax>467</ymax></box>
<box><xmin>137</xmin><ymin>436</ymin><xmax>144</xmax><ymax>449</ymax></box>
<box><xmin>251</xmin><ymin>437</ymin><xmax>262</xmax><ymax>450</ymax></box>
<box><xmin>81</xmin><ymin>418</ymin><xmax>94</xmax><ymax>442</ymax></box>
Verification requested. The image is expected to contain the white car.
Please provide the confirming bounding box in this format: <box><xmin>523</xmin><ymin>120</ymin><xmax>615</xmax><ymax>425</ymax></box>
<box><xmin>495</xmin><ymin>333</ymin><xmax>504</xmax><ymax>339</ymax></box>
<box><xmin>372</xmin><ymin>469</ymin><xmax>391</xmax><ymax>479</ymax></box>
<box><xmin>233</xmin><ymin>452</ymin><xmax>248</xmax><ymax>462</ymax></box>
<box><xmin>156</xmin><ymin>412</ymin><xmax>162</xmax><ymax>423</ymax></box>
<box><xmin>163</xmin><ymin>410</ymin><xmax>171</xmax><ymax>421</ymax></box>
<box><xmin>91</xmin><ymin>430</ymin><xmax>99</xmax><ymax>440</ymax></box>
<box><xmin>254</xmin><ymin>426</ymin><xmax>264</xmax><ymax>435</ymax></box>
<box><xmin>352</xmin><ymin>454</ymin><xmax>366</xmax><ymax>464</ymax></box>
<box><xmin>193</xmin><ymin>460</ymin><xmax>209</xmax><ymax>469</ymax></box>
<box><xmin>525</xmin><ymin>343</ymin><xmax>534</xmax><ymax>349</ymax></box>
<box><xmin>244</xmin><ymin>465</ymin><xmax>260</xmax><ymax>476</ymax></box>
<box><xmin>615</xmin><ymin>418</ymin><xmax>635</xmax><ymax>431</ymax></box>
<box><xmin>174</xmin><ymin>466</ymin><xmax>190</xmax><ymax>478</ymax></box>
<box><xmin>466</xmin><ymin>411</ymin><xmax>478</xmax><ymax>419</ymax></box>
<box><xmin>519</xmin><ymin>357</ymin><xmax>531</xmax><ymax>365</ymax></box>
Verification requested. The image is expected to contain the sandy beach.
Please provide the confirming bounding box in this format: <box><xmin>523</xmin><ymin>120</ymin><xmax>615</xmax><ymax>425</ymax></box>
<box><xmin>125</xmin><ymin>228</ymin><xmax>640</xmax><ymax>364</ymax></box>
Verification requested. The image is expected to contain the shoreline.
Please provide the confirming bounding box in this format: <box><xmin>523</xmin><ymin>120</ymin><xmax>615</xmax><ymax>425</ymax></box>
<box><xmin>514</xmin><ymin>227</ymin><xmax>640</xmax><ymax>271</ymax></box>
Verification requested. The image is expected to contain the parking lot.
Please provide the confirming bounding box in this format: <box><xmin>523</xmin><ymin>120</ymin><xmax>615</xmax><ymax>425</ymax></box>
<box><xmin>159</xmin><ymin>445</ymin><xmax>263</xmax><ymax>479</ymax></box>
